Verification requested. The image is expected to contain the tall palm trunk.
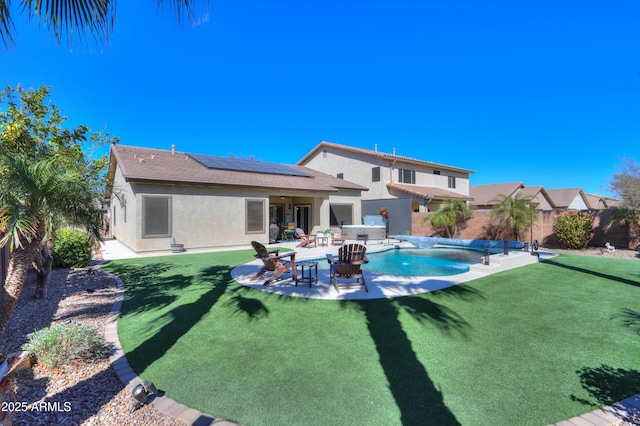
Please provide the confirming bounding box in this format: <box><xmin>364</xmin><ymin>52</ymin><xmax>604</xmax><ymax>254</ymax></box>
<box><xmin>0</xmin><ymin>227</ymin><xmax>45</xmax><ymax>334</ymax></box>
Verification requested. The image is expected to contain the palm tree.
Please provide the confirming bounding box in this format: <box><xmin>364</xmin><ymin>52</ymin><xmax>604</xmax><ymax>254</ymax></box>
<box><xmin>422</xmin><ymin>199</ymin><xmax>474</xmax><ymax>239</ymax></box>
<box><xmin>489</xmin><ymin>194</ymin><xmax>538</xmax><ymax>242</ymax></box>
<box><xmin>0</xmin><ymin>155</ymin><xmax>102</xmax><ymax>332</ymax></box>
<box><xmin>606</xmin><ymin>207</ymin><xmax>640</xmax><ymax>250</ymax></box>
<box><xmin>0</xmin><ymin>0</ymin><xmax>212</xmax><ymax>47</ymax></box>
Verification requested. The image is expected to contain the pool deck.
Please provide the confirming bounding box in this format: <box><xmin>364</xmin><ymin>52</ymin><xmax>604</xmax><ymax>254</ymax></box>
<box><xmin>230</xmin><ymin>241</ymin><xmax>551</xmax><ymax>300</ymax></box>
<box><xmin>99</xmin><ymin>238</ymin><xmax>639</xmax><ymax>425</ymax></box>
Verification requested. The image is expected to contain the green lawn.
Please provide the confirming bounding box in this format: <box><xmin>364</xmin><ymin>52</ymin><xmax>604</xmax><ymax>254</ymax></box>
<box><xmin>102</xmin><ymin>250</ymin><xmax>640</xmax><ymax>426</ymax></box>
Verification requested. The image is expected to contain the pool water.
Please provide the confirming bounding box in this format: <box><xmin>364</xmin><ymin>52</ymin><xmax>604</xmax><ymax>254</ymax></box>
<box><xmin>318</xmin><ymin>247</ymin><xmax>482</xmax><ymax>277</ymax></box>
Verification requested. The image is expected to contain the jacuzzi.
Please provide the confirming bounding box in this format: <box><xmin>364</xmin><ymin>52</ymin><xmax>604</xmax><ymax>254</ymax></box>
<box><xmin>342</xmin><ymin>215</ymin><xmax>388</xmax><ymax>242</ymax></box>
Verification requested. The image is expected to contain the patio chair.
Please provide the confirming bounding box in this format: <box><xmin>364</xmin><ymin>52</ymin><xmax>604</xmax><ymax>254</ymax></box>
<box><xmin>296</xmin><ymin>228</ymin><xmax>317</xmax><ymax>248</ymax></box>
<box><xmin>326</xmin><ymin>243</ymin><xmax>368</xmax><ymax>293</ymax></box>
<box><xmin>331</xmin><ymin>227</ymin><xmax>345</xmax><ymax>245</ymax></box>
<box><xmin>250</xmin><ymin>241</ymin><xmax>296</xmax><ymax>285</ymax></box>
<box><xmin>283</xmin><ymin>223</ymin><xmax>296</xmax><ymax>241</ymax></box>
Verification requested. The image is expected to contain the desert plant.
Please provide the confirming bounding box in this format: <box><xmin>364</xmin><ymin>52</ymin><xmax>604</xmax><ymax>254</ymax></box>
<box><xmin>21</xmin><ymin>322</ymin><xmax>107</xmax><ymax>369</ymax></box>
<box><xmin>52</xmin><ymin>229</ymin><xmax>93</xmax><ymax>268</ymax></box>
<box><xmin>553</xmin><ymin>211</ymin><xmax>594</xmax><ymax>249</ymax></box>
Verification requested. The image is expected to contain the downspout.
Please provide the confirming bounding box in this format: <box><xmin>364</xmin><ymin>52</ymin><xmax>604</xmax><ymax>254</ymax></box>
<box><xmin>389</xmin><ymin>158</ymin><xmax>397</xmax><ymax>183</ymax></box>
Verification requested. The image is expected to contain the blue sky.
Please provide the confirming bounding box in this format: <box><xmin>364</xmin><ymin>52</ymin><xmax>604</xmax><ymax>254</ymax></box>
<box><xmin>2</xmin><ymin>0</ymin><xmax>639</xmax><ymax>196</ymax></box>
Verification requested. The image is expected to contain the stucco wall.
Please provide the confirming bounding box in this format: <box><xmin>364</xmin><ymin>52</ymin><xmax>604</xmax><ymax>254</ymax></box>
<box><xmin>131</xmin><ymin>184</ymin><xmax>270</xmax><ymax>252</ymax></box>
<box><xmin>302</xmin><ymin>147</ymin><xmax>470</xmax><ymax>201</ymax></box>
<box><xmin>109</xmin><ymin>166</ymin><xmax>138</xmax><ymax>251</ymax></box>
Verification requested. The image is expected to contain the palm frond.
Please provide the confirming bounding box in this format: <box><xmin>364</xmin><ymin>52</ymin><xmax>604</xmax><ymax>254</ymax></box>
<box><xmin>157</xmin><ymin>0</ymin><xmax>210</xmax><ymax>27</ymax></box>
<box><xmin>0</xmin><ymin>0</ymin><xmax>15</xmax><ymax>47</ymax></box>
<box><xmin>20</xmin><ymin>0</ymin><xmax>115</xmax><ymax>47</ymax></box>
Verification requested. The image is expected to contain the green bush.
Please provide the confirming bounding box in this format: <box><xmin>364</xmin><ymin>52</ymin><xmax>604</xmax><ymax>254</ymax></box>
<box><xmin>52</xmin><ymin>229</ymin><xmax>93</xmax><ymax>268</ymax></box>
<box><xmin>21</xmin><ymin>322</ymin><xmax>108</xmax><ymax>370</ymax></box>
<box><xmin>553</xmin><ymin>211</ymin><xmax>594</xmax><ymax>249</ymax></box>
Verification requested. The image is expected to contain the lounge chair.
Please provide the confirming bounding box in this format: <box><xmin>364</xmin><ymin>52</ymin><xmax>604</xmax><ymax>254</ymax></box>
<box><xmin>326</xmin><ymin>243</ymin><xmax>368</xmax><ymax>293</ymax></box>
<box><xmin>295</xmin><ymin>228</ymin><xmax>317</xmax><ymax>248</ymax></box>
<box><xmin>331</xmin><ymin>227</ymin><xmax>345</xmax><ymax>245</ymax></box>
<box><xmin>250</xmin><ymin>241</ymin><xmax>296</xmax><ymax>284</ymax></box>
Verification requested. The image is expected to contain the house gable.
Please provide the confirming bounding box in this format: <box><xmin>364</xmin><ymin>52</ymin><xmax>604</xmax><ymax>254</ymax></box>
<box><xmin>545</xmin><ymin>188</ymin><xmax>589</xmax><ymax>210</ymax></box>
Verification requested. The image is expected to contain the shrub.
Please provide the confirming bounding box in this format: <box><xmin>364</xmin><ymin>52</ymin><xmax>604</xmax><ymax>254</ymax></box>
<box><xmin>21</xmin><ymin>322</ymin><xmax>107</xmax><ymax>370</ymax></box>
<box><xmin>52</xmin><ymin>229</ymin><xmax>93</xmax><ymax>268</ymax></box>
<box><xmin>553</xmin><ymin>211</ymin><xmax>594</xmax><ymax>249</ymax></box>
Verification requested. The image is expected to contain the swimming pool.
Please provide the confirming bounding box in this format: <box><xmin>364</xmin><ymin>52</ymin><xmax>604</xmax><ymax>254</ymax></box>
<box><xmin>317</xmin><ymin>247</ymin><xmax>482</xmax><ymax>277</ymax></box>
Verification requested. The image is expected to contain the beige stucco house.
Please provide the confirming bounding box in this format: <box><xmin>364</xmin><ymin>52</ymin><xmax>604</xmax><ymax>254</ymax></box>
<box><xmin>106</xmin><ymin>145</ymin><xmax>367</xmax><ymax>253</ymax></box>
<box><xmin>470</xmin><ymin>182</ymin><xmax>556</xmax><ymax>211</ymax></box>
<box><xmin>297</xmin><ymin>141</ymin><xmax>474</xmax><ymax>213</ymax></box>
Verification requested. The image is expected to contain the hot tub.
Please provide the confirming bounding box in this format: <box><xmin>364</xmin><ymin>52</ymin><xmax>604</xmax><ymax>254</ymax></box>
<box><xmin>342</xmin><ymin>215</ymin><xmax>387</xmax><ymax>242</ymax></box>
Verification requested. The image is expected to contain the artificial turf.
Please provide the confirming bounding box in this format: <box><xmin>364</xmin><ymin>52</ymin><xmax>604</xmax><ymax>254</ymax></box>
<box><xmin>102</xmin><ymin>250</ymin><xmax>640</xmax><ymax>426</ymax></box>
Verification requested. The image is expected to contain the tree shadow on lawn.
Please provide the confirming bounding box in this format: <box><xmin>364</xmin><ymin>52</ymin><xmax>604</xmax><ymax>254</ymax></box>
<box><xmin>614</xmin><ymin>308</ymin><xmax>640</xmax><ymax>336</ymax></box>
<box><xmin>543</xmin><ymin>258</ymin><xmax>640</xmax><ymax>287</ymax></box>
<box><xmin>103</xmin><ymin>262</ymin><xmax>190</xmax><ymax>317</ymax></box>
<box><xmin>350</xmin><ymin>286</ymin><xmax>483</xmax><ymax>426</ymax></box>
<box><xmin>117</xmin><ymin>264</ymin><xmax>237</xmax><ymax>373</ymax></box>
<box><xmin>223</xmin><ymin>287</ymin><xmax>270</xmax><ymax>321</ymax></box>
<box><xmin>570</xmin><ymin>364</ymin><xmax>640</xmax><ymax>408</ymax></box>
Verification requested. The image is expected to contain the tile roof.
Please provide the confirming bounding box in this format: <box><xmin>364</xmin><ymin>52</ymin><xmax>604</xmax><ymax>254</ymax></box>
<box><xmin>297</xmin><ymin>141</ymin><xmax>474</xmax><ymax>175</ymax></box>
<box><xmin>545</xmin><ymin>188</ymin><xmax>587</xmax><ymax>208</ymax></box>
<box><xmin>584</xmin><ymin>193</ymin><xmax>611</xmax><ymax>209</ymax></box>
<box><xmin>518</xmin><ymin>185</ymin><xmax>556</xmax><ymax>209</ymax></box>
<box><xmin>387</xmin><ymin>183</ymin><xmax>472</xmax><ymax>200</ymax></box>
<box><xmin>469</xmin><ymin>182</ymin><xmax>524</xmax><ymax>205</ymax></box>
<box><xmin>108</xmin><ymin>145</ymin><xmax>369</xmax><ymax>193</ymax></box>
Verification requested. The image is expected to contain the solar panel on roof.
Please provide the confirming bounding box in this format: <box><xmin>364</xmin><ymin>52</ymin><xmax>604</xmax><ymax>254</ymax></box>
<box><xmin>187</xmin><ymin>153</ymin><xmax>311</xmax><ymax>177</ymax></box>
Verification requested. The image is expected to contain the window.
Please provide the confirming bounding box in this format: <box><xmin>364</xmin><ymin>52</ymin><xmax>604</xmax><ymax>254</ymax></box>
<box><xmin>372</xmin><ymin>167</ymin><xmax>380</xmax><ymax>182</ymax></box>
<box><xmin>330</xmin><ymin>204</ymin><xmax>353</xmax><ymax>226</ymax></box>
<box><xmin>398</xmin><ymin>168</ymin><xmax>415</xmax><ymax>184</ymax></box>
<box><xmin>142</xmin><ymin>196</ymin><xmax>171</xmax><ymax>238</ymax></box>
<box><xmin>246</xmin><ymin>199</ymin><xmax>265</xmax><ymax>233</ymax></box>
<box><xmin>433</xmin><ymin>170</ymin><xmax>441</xmax><ymax>175</ymax></box>
<box><xmin>337</xmin><ymin>173</ymin><xmax>344</xmax><ymax>179</ymax></box>
<box><xmin>448</xmin><ymin>176</ymin><xmax>456</xmax><ymax>188</ymax></box>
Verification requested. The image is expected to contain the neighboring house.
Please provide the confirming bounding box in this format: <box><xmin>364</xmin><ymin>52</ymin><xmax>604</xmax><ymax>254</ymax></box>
<box><xmin>106</xmin><ymin>145</ymin><xmax>367</xmax><ymax>253</ymax></box>
<box><xmin>461</xmin><ymin>183</ymin><xmax>625</xmax><ymax>246</ymax></box>
<box><xmin>545</xmin><ymin>188</ymin><xmax>590</xmax><ymax>210</ymax></box>
<box><xmin>469</xmin><ymin>182</ymin><xmax>556</xmax><ymax>211</ymax></box>
<box><xmin>584</xmin><ymin>194</ymin><xmax>609</xmax><ymax>210</ymax></box>
<box><xmin>297</xmin><ymin>141</ymin><xmax>474</xmax><ymax>212</ymax></box>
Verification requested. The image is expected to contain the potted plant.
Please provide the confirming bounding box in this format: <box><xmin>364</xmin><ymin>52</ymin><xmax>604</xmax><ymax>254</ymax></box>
<box><xmin>170</xmin><ymin>238</ymin><xmax>184</xmax><ymax>253</ymax></box>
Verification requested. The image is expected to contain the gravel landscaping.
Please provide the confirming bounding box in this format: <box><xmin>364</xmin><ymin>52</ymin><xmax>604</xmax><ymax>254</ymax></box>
<box><xmin>0</xmin><ymin>261</ymin><xmax>184</xmax><ymax>425</ymax></box>
<box><xmin>0</xmin><ymin>245</ymin><xmax>637</xmax><ymax>425</ymax></box>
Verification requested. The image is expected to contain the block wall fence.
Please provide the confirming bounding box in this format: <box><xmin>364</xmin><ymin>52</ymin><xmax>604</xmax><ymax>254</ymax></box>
<box><xmin>411</xmin><ymin>208</ymin><xmax>629</xmax><ymax>249</ymax></box>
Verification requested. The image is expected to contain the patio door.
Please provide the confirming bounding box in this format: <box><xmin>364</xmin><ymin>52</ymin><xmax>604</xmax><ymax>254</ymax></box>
<box><xmin>295</xmin><ymin>205</ymin><xmax>311</xmax><ymax>234</ymax></box>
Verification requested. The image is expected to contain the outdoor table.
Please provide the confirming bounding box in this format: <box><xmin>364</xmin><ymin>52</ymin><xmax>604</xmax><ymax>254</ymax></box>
<box><xmin>295</xmin><ymin>261</ymin><xmax>318</xmax><ymax>288</ymax></box>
